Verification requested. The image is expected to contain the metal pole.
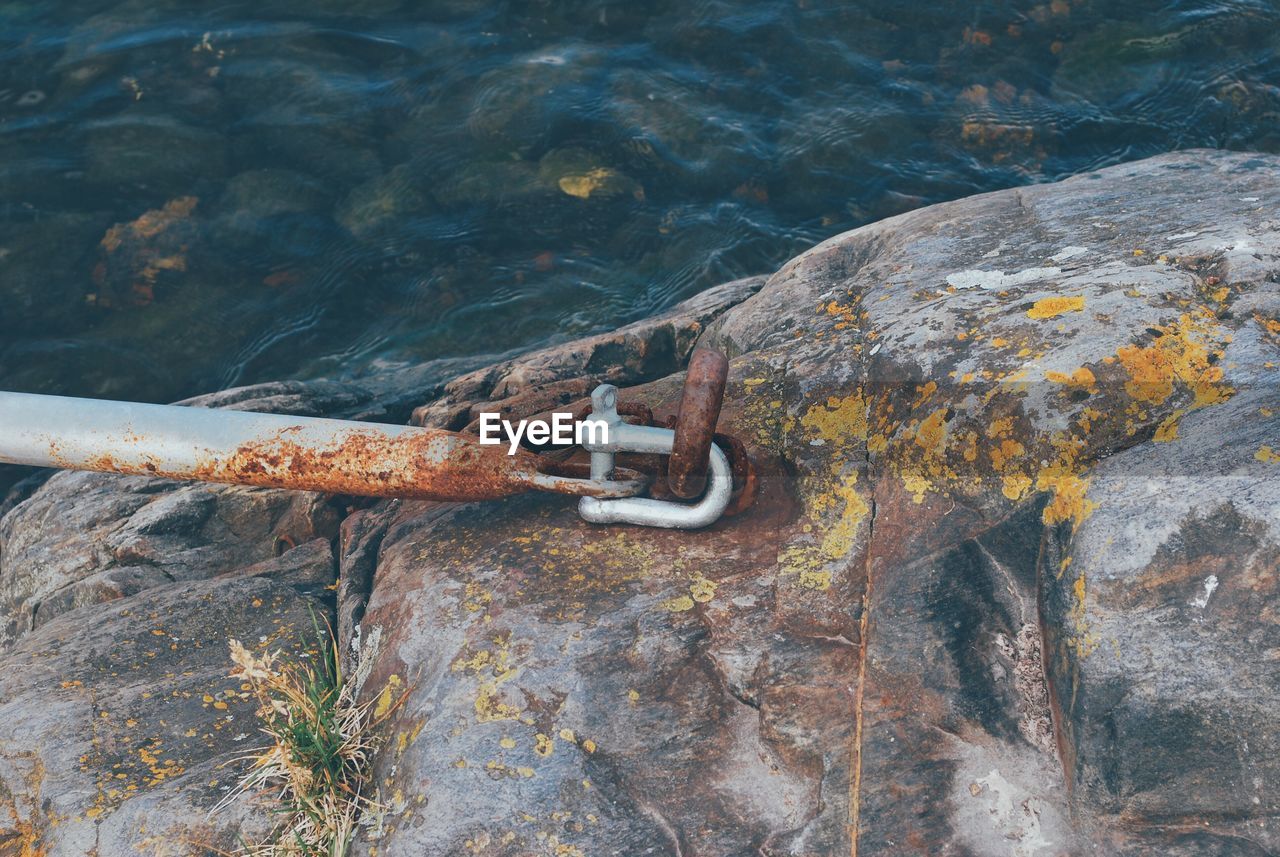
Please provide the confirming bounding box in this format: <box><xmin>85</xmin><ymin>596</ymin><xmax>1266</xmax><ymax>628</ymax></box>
<box><xmin>0</xmin><ymin>392</ymin><xmax>642</xmax><ymax>501</ymax></box>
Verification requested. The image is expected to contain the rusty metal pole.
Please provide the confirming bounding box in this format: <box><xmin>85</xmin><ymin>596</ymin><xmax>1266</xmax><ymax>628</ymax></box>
<box><xmin>0</xmin><ymin>391</ymin><xmax>644</xmax><ymax>501</ymax></box>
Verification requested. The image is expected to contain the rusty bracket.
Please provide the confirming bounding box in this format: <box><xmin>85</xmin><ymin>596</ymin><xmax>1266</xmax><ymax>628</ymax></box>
<box><xmin>577</xmin><ymin>384</ymin><xmax>733</xmax><ymax>529</ymax></box>
<box><xmin>667</xmin><ymin>347</ymin><xmax>729</xmax><ymax>499</ymax></box>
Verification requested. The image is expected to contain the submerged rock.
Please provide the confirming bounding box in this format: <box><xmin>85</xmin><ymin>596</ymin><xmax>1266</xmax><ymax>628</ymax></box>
<box><xmin>0</xmin><ymin>211</ymin><xmax>110</xmax><ymax>335</ymax></box>
<box><xmin>0</xmin><ymin>150</ymin><xmax>1276</xmax><ymax>855</ymax></box>
<box><xmin>83</xmin><ymin>112</ymin><xmax>229</xmax><ymax>193</ymax></box>
<box><xmin>336</xmin><ymin>163</ymin><xmax>434</xmax><ymax>240</ymax></box>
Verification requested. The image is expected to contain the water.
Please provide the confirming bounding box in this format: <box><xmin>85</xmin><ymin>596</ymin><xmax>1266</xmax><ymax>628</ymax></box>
<box><xmin>1</xmin><ymin>0</ymin><xmax>1278</xmax><ymax>403</ymax></box>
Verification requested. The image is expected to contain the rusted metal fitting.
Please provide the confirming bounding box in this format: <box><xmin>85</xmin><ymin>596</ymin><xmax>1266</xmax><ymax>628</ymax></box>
<box><xmin>648</xmin><ymin>424</ymin><xmax>758</xmax><ymax>518</ymax></box>
<box><xmin>577</xmin><ymin>384</ymin><xmax>733</xmax><ymax>529</ymax></box>
<box><xmin>667</xmin><ymin>348</ymin><xmax>729</xmax><ymax>499</ymax></box>
<box><xmin>714</xmin><ymin>432</ymin><xmax>759</xmax><ymax>517</ymax></box>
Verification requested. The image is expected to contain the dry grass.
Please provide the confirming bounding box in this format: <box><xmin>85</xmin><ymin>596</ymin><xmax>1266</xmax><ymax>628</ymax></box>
<box><xmin>215</xmin><ymin>627</ymin><xmax>386</xmax><ymax>857</ymax></box>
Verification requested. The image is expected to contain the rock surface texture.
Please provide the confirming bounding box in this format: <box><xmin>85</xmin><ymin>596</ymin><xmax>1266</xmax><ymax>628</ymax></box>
<box><xmin>1</xmin><ymin>150</ymin><xmax>1277</xmax><ymax>855</ymax></box>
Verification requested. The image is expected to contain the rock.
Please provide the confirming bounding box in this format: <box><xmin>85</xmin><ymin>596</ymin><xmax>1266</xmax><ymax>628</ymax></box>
<box><xmin>83</xmin><ymin>112</ymin><xmax>229</xmax><ymax>194</ymax></box>
<box><xmin>2</xmin><ymin>150</ymin><xmax>1278</xmax><ymax>855</ymax></box>
<box><xmin>0</xmin><ymin>384</ymin><xmax>347</xmax><ymax>853</ymax></box>
<box><xmin>212</xmin><ymin>168</ymin><xmax>336</xmax><ymax>253</ymax></box>
<box><xmin>348</xmin><ymin>150</ymin><xmax>1278</xmax><ymax>855</ymax></box>
<box><xmin>221</xmin><ymin>50</ymin><xmax>383</xmax><ymax>183</ymax></box>
<box><xmin>217</xmin><ymin>169</ymin><xmax>332</xmax><ymax>221</ymax></box>
<box><xmin>54</xmin><ymin>0</ymin><xmax>185</xmax><ymax>88</ymax></box>
<box><xmin>607</xmin><ymin>68</ymin><xmax>763</xmax><ymax>194</ymax></box>
<box><xmin>336</xmin><ymin>164</ymin><xmax>433</xmax><ymax>240</ymax></box>
<box><xmin>0</xmin><ymin>573</ymin><xmax>330</xmax><ymax>855</ymax></box>
<box><xmin>1040</xmin><ymin>392</ymin><xmax>1280</xmax><ymax>841</ymax></box>
<box><xmin>0</xmin><ymin>212</ymin><xmax>110</xmax><ymax>335</ymax></box>
<box><xmin>410</xmin><ymin>275</ymin><xmax>765</xmax><ymax>429</ymax></box>
<box><xmin>0</xmin><ymin>473</ymin><xmax>338</xmax><ymax>650</ymax></box>
<box><xmin>424</xmin><ymin>155</ymin><xmax>544</xmax><ymax>211</ymax></box>
<box><xmin>463</xmin><ymin>48</ymin><xmax>607</xmax><ymax>156</ymax></box>
<box><xmin>536</xmin><ymin>147</ymin><xmax>641</xmax><ymax>201</ymax></box>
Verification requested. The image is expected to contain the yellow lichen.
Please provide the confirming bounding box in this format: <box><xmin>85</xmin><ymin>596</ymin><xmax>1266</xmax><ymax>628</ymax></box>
<box><xmin>558</xmin><ymin>168</ymin><xmax>620</xmax><ymax>199</ymax></box>
<box><xmin>1115</xmin><ymin>312</ymin><xmax>1233</xmax><ymax>407</ymax></box>
<box><xmin>797</xmin><ymin>569</ymin><xmax>833</xmax><ymax>591</ymax></box>
<box><xmin>1256</xmin><ymin>446</ymin><xmax>1280</xmax><ymax>464</ymax></box>
<box><xmin>810</xmin><ymin>473</ymin><xmax>870</xmax><ymax>559</ymax></box>
<box><xmin>1027</xmin><ymin>295</ymin><xmax>1085</xmax><ymax>319</ymax></box>
<box><xmin>914</xmin><ymin>408</ymin><xmax>949</xmax><ymax>456</ymax></box>
<box><xmin>661</xmin><ymin>595</ymin><xmax>695</xmax><ymax>612</ymax></box>
<box><xmin>1045</xmin><ymin>366</ymin><xmax>1096</xmax><ymax>390</ymax></box>
<box><xmin>475</xmin><ymin>689</ymin><xmax>522</xmax><ymax>722</ymax></box>
<box><xmin>1153</xmin><ymin>409</ymin><xmax>1184</xmax><ymax>442</ymax></box>
<box><xmin>901</xmin><ymin>472</ymin><xmax>933</xmax><ymax>504</ymax></box>
<box><xmin>374</xmin><ymin>674</ymin><xmax>402</xmax><ymax>719</ymax></box>
<box><xmin>453</xmin><ymin>638</ymin><xmax>523</xmax><ymax>723</ymax></box>
<box><xmin>778</xmin><ymin>471</ymin><xmax>869</xmax><ymax>587</ymax></box>
<box><xmin>688</xmin><ymin>573</ymin><xmax>716</xmax><ymax>603</ymax></box>
<box><xmin>800</xmin><ymin>391</ymin><xmax>869</xmax><ymax>445</ymax></box>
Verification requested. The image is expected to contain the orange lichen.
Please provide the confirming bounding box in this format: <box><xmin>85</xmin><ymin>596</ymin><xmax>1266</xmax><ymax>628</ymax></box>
<box><xmin>800</xmin><ymin>391</ymin><xmax>869</xmax><ymax>446</ymax></box>
<box><xmin>990</xmin><ymin>438</ymin><xmax>1025</xmax><ymax>471</ymax></box>
<box><xmin>913</xmin><ymin>381</ymin><xmax>938</xmax><ymax>407</ymax></box>
<box><xmin>1001</xmin><ymin>472</ymin><xmax>1032</xmax><ymax>500</ymax></box>
<box><xmin>100</xmin><ymin>196</ymin><xmax>197</xmax><ymax>251</ymax></box>
<box><xmin>1115</xmin><ymin>312</ymin><xmax>1233</xmax><ymax>407</ymax></box>
<box><xmin>823</xmin><ymin>298</ymin><xmax>860</xmax><ymax>329</ymax></box>
<box><xmin>1045</xmin><ymin>366</ymin><xmax>1096</xmax><ymax>391</ymax></box>
<box><xmin>1153</xmin><ymin>409</ymin><xmax>1185</xmax><ymax>443</ymax></box>
<box><xmin>1038</xmin><ymin>466</ymin><xmax>1095</xmax><ymax>528</ymax></box>
<box><xmin>1069</xmin><ymin>571</ymin><xmax>1098</xmax><ymax>657</ymax></box>
<box><xmin>914</xmin><ymin>409</ymin><xmax>949</xmax><ymax>456</ymax></box>
<box><xmin>1027</xmin><ymin>295</ymin><xmax>1084</xmax><ymax>319</ymax></box>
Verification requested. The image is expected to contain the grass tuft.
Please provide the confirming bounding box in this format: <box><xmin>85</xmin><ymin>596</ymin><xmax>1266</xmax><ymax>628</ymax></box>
<box><xmin>215</xmin><ymin>630</ymin><xmax>384</xmax><ymax>857</ymax></box>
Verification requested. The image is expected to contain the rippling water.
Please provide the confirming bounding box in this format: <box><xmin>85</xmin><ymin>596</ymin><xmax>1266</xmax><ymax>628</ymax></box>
<box><xmin>1</xmin><ymin>0</ymin><xmax>1278</xmax><ymax>402</ymax></box>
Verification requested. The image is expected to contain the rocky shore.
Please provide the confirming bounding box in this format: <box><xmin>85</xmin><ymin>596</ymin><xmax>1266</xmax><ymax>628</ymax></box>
<box><xmin>1</xmin><ymin>149</ymin><xmax>1278</xmax><ymax>856</ymax></box>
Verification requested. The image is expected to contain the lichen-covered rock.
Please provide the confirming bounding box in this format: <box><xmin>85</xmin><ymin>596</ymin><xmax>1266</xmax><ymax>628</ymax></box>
<box><xmin>0</xmin><ymin>573</ymin><xmax>330</xmax><ymax>855</ymax></box>
<box><xmin>0</xmin><ymin>281</ymin><xmax>763</xmax><ymax>855</ymax></box>
<box><xmin>0</xmin><ymin>385</ymin><xmax>347</xmax><ymax>854</ymax></box>
<box><xmin>1</xmin><ymin>150</ymin><xmax>1277</xmax><ymax>856</ymax></box>
<box><xmin>347</xmin><ymin>150</ymin><xmax>1278</xmax><ymax>855</ymax></box>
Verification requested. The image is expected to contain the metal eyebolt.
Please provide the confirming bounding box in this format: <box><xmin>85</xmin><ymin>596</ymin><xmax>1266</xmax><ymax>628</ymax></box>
<box><xmin>667</xmin><ymin>347</ymin><xmax>728</xmax><ymax>499</ymax></box>
<box><xmin>576</xmin><ymin>384</ymin><xmax>733</xmax><ymax>529</ymax></box>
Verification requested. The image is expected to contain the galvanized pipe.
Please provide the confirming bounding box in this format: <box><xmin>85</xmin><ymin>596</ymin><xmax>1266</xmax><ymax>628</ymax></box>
<box><xmin>0</xmin><ymin>392</ymin><xmax>644</xmax><ymax>501</ymax></box>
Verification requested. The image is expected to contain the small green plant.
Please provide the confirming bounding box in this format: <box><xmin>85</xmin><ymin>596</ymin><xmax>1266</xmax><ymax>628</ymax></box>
<box><xmin>216</xmin><ymin>627</ymin><xmax>383</xmax><ymax>857</ymax></box>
